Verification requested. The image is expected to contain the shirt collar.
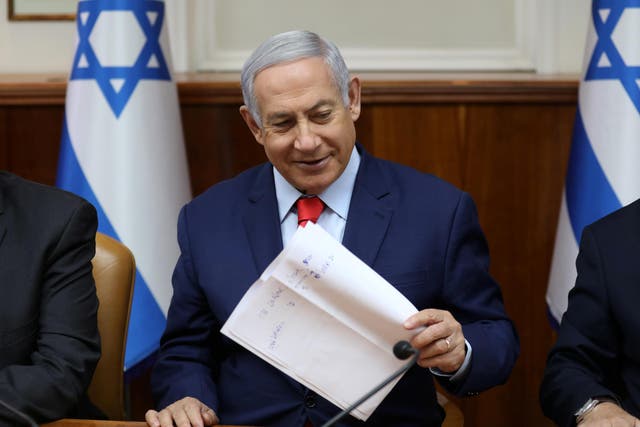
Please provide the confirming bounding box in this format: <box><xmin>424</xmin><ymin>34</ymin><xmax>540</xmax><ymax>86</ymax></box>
<box><xmin>273</xmin><ymin>145</ymin><xmax>361</xmax><ymax>223</ymax></box>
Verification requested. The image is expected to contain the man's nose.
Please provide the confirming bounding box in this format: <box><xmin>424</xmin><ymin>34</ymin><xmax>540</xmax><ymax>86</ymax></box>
<box><xmin>294</xmin><ymin>122</ymin><xmax>319</xmax><ymax>151</ymax></box>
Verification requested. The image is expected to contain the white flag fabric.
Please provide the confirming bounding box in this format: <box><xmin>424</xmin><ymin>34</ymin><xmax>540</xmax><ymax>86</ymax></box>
<box><xmin>546</xmin><ymin>0</ymin><xmax>640</xmax><ymax>327</ymax></box>
<box><xmin>56</xmin><ymin>0</ymin><xmax>191</xmax><ymax>369</ymax></box>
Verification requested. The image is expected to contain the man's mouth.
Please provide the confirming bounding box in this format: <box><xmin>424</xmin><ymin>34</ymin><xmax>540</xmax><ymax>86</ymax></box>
<box><xmin>296</xmin><ymin>155</ymin><xmax>330</xmax><ymax>168</ymax></box>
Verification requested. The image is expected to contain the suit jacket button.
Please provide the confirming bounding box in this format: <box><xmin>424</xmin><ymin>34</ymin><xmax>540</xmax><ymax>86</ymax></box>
<box><xmin>305</xmin><ymin>395</ymin><xmax>317</xmax><ymax>408</ymax></box>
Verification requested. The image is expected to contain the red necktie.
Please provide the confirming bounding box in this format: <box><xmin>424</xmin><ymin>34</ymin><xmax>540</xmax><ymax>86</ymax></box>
<box><xmin>296</xmin><ymin>196</ymin><xmax>324</xmax><ymax>227</ymax></box>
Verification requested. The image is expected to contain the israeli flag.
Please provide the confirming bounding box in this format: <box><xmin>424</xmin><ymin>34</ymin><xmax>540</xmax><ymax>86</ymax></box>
<box><xmin>546</xmin><ymin>0</ymin><xmax>640</xmax><ymax>327</ymax></box>
<box><xmin>56</xmin><ymin>0</ymin><xmax>191</xmax><ymax>369</ymax></box>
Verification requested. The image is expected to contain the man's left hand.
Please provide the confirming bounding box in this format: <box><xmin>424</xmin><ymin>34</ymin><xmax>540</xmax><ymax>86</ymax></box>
<box><xmin>404</xmin><ymin>309</ymin><xmax>465</xmax><ymax>373</ymax></box>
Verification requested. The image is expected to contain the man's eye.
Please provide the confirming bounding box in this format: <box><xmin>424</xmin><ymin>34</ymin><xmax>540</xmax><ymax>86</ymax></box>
<box><xmin>271</xmin><ymin>121</ymin><xmax>292</xmax><ymax>131</ymax></box>
<box><xmin>314</xmin><ymin>111</ymin><xmax>332</xmax><ymax>122</ymax></box>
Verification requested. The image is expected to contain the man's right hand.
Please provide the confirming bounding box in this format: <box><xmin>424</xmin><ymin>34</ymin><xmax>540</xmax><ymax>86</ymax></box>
<box><xmin>579</xmin><ymin>401</ymin><xmax>640</xmax><ymax>426</ymax></box>
<box><xmin>145</xmin><ymin>396</ymin><xmax>219</xmax><ymax>427</ymax></box>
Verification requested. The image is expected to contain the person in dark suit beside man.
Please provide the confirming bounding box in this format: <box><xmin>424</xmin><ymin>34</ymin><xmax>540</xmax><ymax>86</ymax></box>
<box><xmin>0</xmin><ymin>171</ymin><xmax>101</xmax><ymax>425</ymax></box>
<box><xmin>540</xmin><ymin>199</ymin><xmax>640</xmax><ymax>427</ymax></box>
<box><xmin>146</xmin><ymin>30</ymin><xmax>519</xmax><ymax>427</ymax></box>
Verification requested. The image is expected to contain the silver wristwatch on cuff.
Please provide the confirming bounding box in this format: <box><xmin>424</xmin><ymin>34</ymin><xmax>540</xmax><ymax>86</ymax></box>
<box><xmin>575</xmin><ymin>397</ymin><xmax>615</xmax><ymax>424</ymax></box>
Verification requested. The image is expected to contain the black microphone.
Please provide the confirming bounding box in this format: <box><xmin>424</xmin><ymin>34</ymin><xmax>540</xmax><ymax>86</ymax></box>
<box><xmin>320</xmin><ymin>340</ymin><xmax>418</xmax><ymax>427</ymax></box>
<box><xmin>393</xmin><ymin>340</ymin><xmax>416</xmax><ymax>360</ymax></box>
<box><xmin>0</xmin><ymin>398</ymin><xmax>38</xmax><ymax>427</ymax></box>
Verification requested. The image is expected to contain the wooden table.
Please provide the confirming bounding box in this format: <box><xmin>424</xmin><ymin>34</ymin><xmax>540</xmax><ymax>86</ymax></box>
<box><xmin>42</xmin><ymin>420</ymin><xmax>249</xmax><ymax>427</ymax></box>
<box><xmin>42</xmin><ymin>421</ymin><xmax>146</xmax><ymax>427</ymax></box>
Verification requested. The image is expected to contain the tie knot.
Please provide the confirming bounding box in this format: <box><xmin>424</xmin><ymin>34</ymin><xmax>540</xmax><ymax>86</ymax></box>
<box><xmin>296</xmin><ymin>196</ymin><xmax>324</xmax><ymax>227</ymax></box>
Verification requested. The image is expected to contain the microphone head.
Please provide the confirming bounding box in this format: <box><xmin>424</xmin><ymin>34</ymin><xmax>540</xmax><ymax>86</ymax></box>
<box><xmin>393</xmin><ymin>340</ymin><xmax>415</xmax><ymax>360</ymax></box>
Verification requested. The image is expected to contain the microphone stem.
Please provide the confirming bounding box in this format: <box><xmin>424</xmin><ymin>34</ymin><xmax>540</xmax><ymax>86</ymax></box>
<box><xmin>320</xmin><ymin>351</ymin><xmax>419</xmax><ymax>427</ymax></box>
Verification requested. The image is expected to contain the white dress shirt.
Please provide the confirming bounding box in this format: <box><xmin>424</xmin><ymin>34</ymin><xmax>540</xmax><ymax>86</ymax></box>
<box><xmin>274</xmin><ymin>146</ymin><xmax>360</xmax><ymax>246</ymax></box>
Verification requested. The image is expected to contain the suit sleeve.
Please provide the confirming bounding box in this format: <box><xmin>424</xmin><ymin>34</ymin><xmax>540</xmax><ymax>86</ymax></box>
<box><xmin>439</xmin><ymin>193</ymin><xmax>519</xmax><ymax>395</ymax></box>
<box><xmin>0</xmin><ymin>201</ymin><xmax>100</xmax><ymax>423</ymax></box>
<box><xmin>151</xmin><ymin>206</ymin><xmax>220</xmax><ymax>411</ymax></box>
<box><xmin>539</xmin><ymin>227</ymin><xmax>620</xmax><ymax>427</ymax></box>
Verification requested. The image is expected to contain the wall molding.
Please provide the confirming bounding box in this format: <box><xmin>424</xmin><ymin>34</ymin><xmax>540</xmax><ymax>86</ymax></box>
<box><xmin>194</xmin><ymin>0</ymin><xmax>539</xmax><ymax>72</ymax></box>
<box><xmin>164</xmin><ymin>0</ymin><xmax>189</xmax><ymax>73</ymax></box>
<box><xmin>0</xmin><ymin>73</ymin><xmax>579</xmax><ymax>106</ymax></box>
<box><xmin>198</xmin><ymin>46</ymin><xmax>536</xmax><ymax>72</ymax></box>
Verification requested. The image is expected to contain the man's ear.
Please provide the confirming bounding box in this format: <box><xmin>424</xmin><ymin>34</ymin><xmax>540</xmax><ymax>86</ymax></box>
<box><xmin>239</xmin><ymin>105</ymin><xmax>264</xmax><ymax>145</ymax></box>
<box><xmin>348</xmin><ymin>76</ymin><xmax>362</xmax><ymax>121</ymax></box>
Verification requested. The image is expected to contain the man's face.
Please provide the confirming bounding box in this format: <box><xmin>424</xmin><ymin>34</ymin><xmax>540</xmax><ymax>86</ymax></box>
<box><xmin>240</xmin><ymin>57</ymin><xmax>361</xmax><ymax>195</ymax></box>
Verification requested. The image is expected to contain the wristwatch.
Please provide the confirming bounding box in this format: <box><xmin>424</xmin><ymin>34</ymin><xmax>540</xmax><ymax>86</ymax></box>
<box><xmin>574</xmin><ymin>397</ymin><xmax>614</xmax><ymax>424</ymax></box>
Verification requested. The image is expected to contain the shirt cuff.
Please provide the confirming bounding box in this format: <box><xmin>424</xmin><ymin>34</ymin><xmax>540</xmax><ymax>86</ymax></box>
<box><xmin>429</xmin><ymin>339</ymin><xmax>472</xmax><ymax>382</ymax></box>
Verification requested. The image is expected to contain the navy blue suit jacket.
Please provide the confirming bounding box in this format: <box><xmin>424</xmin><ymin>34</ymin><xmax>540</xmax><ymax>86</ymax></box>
<box><xmin>152</xmin><ymin>145</ymin><xmax>519</xmax><ymax>426</ymax></box>
<box><xmin>540</xmin><ymin>198</ymin><xmax>640</xmax><ymax>427</ymax></box>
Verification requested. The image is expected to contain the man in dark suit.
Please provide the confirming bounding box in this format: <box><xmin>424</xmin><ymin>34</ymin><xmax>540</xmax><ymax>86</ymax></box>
<box><xmin>0</xmin><ymin>171</ymin><xmax>101</xmax><ymax>425</ymax></box>
<box><xmin>147</xmin><ymin>30</ymin><xmax>519</xmax><ymax>427</ymax></box>
<box><xmin>540</xmin><ymin>199</ymin><xmax>640</xmax><ymax>427</ymax></box>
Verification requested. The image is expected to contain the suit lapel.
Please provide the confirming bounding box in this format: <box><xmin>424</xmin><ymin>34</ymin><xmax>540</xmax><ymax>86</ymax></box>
<box><xmin>241</xmin><ymin>164</ymin><xmax>306</xmax><ymax>393</ymax></box>
<box><xmin>242</xmin><ymin>164</ymin><xmax>284</xmax><ymax>276</ymax></box>
<box><xmin>342</xmin><ymin>148</ymin><xmax>394</xmax><ymax>266</ymax></box>
<box><xmin>241</xmin><ymin>151</ymin><xmax>394</xmax><ymax>284</ymax></box>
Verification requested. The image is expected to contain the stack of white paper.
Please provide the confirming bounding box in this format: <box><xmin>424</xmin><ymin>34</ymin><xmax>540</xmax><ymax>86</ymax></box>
<box><xmin>221</xmin><ymin>222</ymin><xmax>420</xmax><ymax>420</ymax></box>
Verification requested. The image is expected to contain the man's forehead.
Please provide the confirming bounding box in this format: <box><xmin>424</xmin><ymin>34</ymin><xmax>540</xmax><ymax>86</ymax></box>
<box><xmin>264</xmin><ymin>99</ymin><xmax>338</xmax><ymax>120</ymax></box>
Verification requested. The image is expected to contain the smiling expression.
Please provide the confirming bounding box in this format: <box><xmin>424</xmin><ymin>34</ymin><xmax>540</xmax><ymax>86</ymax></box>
<box><xmin>240</xmin><ymin>56</ymin><xmax>361</xmax><ymax>195</ymax></box>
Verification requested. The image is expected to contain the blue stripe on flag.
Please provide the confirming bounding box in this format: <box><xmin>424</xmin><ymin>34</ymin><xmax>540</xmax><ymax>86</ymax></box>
<box><xmin>56</xmin><ymin>118</ymin><xmax>118</xmax><ymax>239</ymax></box>
<box><xmin>126</xmin><ymin>269</ymin><xmax>167</xmax><ymax>368</ymax></box>
<box><xmin>57</xmin><ymin>117</ymin><xmax>167</xmax><ymax>369</ymax></box>
<box><xmin>565</xmin><ymin>108</ymin><xmax>622</xmax><ymax>243</ymax></box>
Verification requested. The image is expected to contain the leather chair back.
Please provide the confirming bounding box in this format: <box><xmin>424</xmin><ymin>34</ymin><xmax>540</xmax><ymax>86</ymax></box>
<box><xmin>87</xmin><ymin>232</ymin><xmax>135</xmax><ymax>420</ymax></box>
<box><xmin>438</xmin><ymin>392</ymin><xmax>464</xmax><ymax>427</ymax></box>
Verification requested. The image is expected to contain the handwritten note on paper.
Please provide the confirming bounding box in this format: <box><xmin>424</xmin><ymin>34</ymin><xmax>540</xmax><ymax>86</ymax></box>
<box><xmin>221</xmin><ymin>222</ymin><xmax>420</xmax><ymax>420</ymax></box>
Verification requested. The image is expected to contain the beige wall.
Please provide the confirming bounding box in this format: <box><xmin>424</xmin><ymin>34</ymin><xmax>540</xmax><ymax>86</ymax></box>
<box><xmin>0</xmin><ymin>0</ymin><xmax>589</xmax><ymax>74</ymax></box>
<box><xmin>0</xmin><ymin>0</ymin><xmax>75</xmax><ymax>73</ymax></box>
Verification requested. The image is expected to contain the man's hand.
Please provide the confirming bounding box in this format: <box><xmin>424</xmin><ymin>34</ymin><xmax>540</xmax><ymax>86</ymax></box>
<box><xmin>145</xmin><ymin>396</ymin><xmax>219</xmax><ymax>427</ymax></box>
<box><xmin>579</xmin><ymin>402</ymin><xmax>640</xmax><ymax>426</ymax></box>
<box><xmin>404</xmin><ymin>309</ymin><xmax>465</xmax><ymax>373</ymax></box>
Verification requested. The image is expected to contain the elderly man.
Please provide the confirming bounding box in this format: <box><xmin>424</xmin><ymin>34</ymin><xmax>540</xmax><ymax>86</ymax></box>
<box><xmin>147</xmin><ymin>30</ymin><xmax>519</xmax><ymax>427</ymax></box>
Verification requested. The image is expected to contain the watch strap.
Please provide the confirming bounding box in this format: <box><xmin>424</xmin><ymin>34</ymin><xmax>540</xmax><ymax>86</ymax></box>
<box><xmin>575</xmin><ymin>397</ymin><xmax>617</xmax><ymax>424</ymax></box>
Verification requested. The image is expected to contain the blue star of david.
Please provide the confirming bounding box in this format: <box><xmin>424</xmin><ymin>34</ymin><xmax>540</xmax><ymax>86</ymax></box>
<box><xmin>585</xmin><ymin>0</ymin><xmax>640</xmax><ymax>114</ymax></box>
<box><xmin>70</xmin><ymin>0</ymin><xmax>171</xmax><ymax>118</ymax></box>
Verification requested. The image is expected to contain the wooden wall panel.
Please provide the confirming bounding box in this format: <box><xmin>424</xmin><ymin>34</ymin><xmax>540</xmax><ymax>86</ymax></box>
<box><xmin>459</xmin><ymin>104</ymin><xmax>575</xmax><ymax>427</ymax></box>
<box><xmin>367</xmin><ymin>104</ymin><xmax>467</xmax><ymax>187</ymax></box>
<box><xmin>0</xmin><ymin>74</ymin><xmax>579</xmax><ymax>427</ymax></box>
<box><xmin>180</xmin><ymin>105</ymin><xmax>265</xmax><ymax>196</ymax></box>
<box><xmin>5</xmin><ymin>106</ymin><xmax>63</xmax><ymax>185</ymax></box>
<box><xmin>0</xmin><ymin>108</ymin><xmax>7</xmax><ymax>169</ymax></box>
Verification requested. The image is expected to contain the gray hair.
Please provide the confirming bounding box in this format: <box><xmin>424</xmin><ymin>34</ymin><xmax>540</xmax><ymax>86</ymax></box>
<box><xmin>240</xmin><ymin>30</ymin><xmax>351</xmax><ymax>127</ymax></box>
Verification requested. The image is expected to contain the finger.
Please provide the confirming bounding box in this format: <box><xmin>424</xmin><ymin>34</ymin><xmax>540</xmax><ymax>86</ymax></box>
<box><xmin>418</xmin><ymin>344</ymin><xmax>465</xmax><ymax>372</ymax></box>
<box><xmin>145</xmin><ymin>410</ymin><xmax>160</xmax><ymax>427</ymax></box>
<box><xmin>201</xmin><ymin>407</ymin><xmax>219</xmax><ymax>425</ymax></box>
<box><xmin>184</xmin><ymin>401</ymin><xmax>208</xmax><ymax>427</ymax></box>
<box><xmin>419</xmin><ymin>336</ymin><xmax>463</xmax><ymax>362</ymax></box>
<box><xmin>404</xmin><ymin>309</ymin><xmax>445</xmax><ymax>329</ymax></box>
<box><xmin>417</xmin><ymin>335</ymin><xmax>452</xmax><ymax>359</ymax></box>
<box><xmin>409</xmin><ymin>322</ymin><xmax>449</xmax><ymax>349</ymax></box>
<box><xmin>169</xmin><ymin>406</ymin><xmax>194</xmax><ymax>427</ymax></box>
<box><xmin>158</xmin><ymin>409</ymin><xmax>179</xmax><ymax>427</ymax></box>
